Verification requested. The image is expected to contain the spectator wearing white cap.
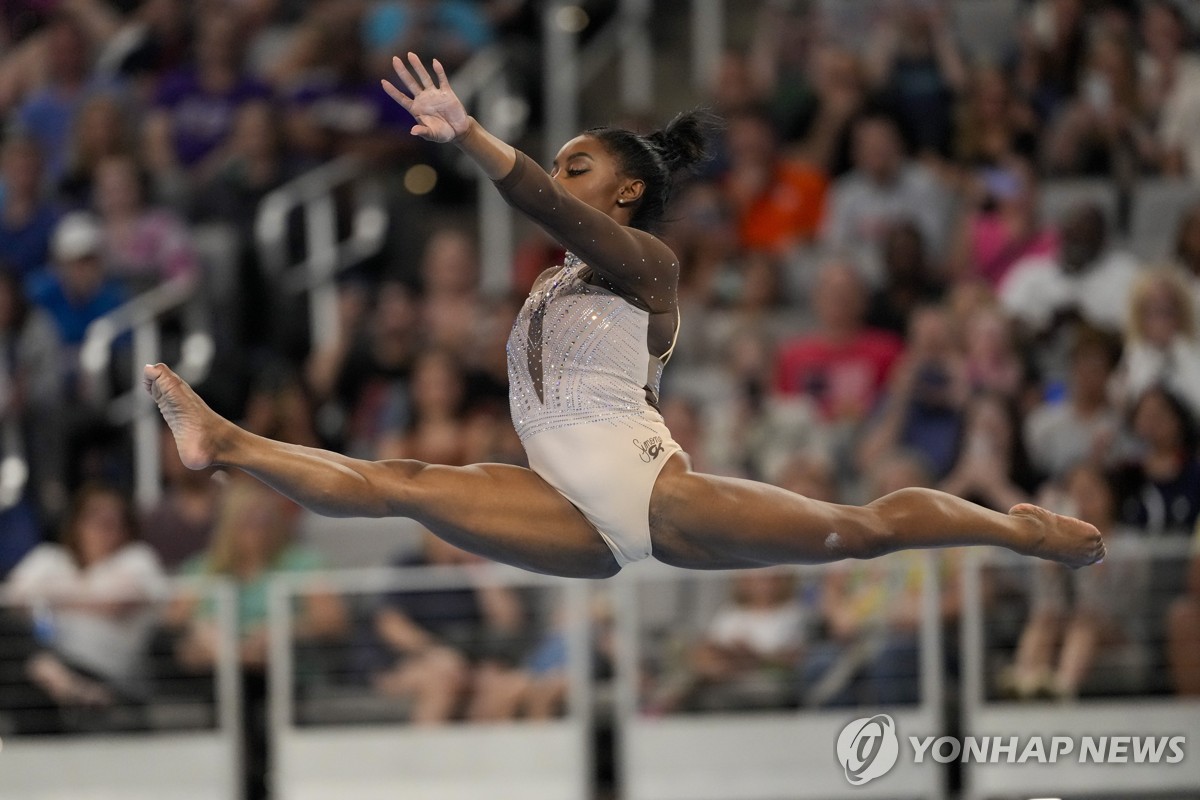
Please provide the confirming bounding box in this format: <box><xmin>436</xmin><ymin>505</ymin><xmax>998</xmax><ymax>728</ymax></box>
<box><xmin>28</xmin><ymin>211</ymin><xmax>126</xmax><ymax>354</ymax></box>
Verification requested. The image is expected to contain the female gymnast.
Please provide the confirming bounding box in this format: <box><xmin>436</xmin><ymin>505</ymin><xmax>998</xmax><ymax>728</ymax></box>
<box><xmin>143</xmin><ymin>53</ymin><xmax>1104</xmax><ymax>580</ymax></box>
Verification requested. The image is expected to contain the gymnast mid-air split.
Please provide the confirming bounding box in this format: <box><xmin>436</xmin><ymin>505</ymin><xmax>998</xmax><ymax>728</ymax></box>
<box><xmin>143</xmin><ymin>52</ymin><xmax>1105</xmax><ymax>580</ymax></box>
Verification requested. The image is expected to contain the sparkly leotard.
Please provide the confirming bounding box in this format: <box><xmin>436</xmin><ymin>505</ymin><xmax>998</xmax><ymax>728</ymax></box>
<box><xmin>495</xmin><ymin>152</ymin><xmax>683</xmax><ymax>567</ymax></box>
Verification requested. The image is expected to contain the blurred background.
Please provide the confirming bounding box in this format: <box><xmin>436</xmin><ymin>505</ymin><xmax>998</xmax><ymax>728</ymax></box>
<box><xmin>0</xmin><ymin>0</ymin><xmax>1199</xmax><ymax>798</ymax></box>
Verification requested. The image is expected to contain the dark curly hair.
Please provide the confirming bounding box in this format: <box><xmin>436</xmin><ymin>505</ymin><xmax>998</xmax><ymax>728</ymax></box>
<box><xmin>586</xmin><ymin>109</ymin><xmax>721</xmax><ymax>232</ymax></box>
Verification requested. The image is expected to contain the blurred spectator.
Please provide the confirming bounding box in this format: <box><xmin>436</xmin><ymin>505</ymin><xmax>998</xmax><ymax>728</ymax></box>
<box><xmin>652</xmin><ymin>569</ymin><xmax>808</xmax><ymax>713</ymax></box>
<box><xmin>362</xmin><ymin>0</ymin><xmax>493</xmax><ymax>74</ymax></box>
<box><xmin>242</xmin><ymin>365</ymin><xmax>322</xmax><ymax>449</ymax></box>
<box><xmin>307</xmin><ymin>280</ymin><xmax>418</xmax><ymax>457</ymax></box>
<box><xmin>140</xmin><ymin>429</ymin><xmax>218</xmax><ymax>571</ymax></box>
<box><xmin>863</xmin><ymin>0</ymin><xmax>966</xmax><ymax>158</ymax></box>
<box><xmin>774</xmin><ymin>260</ymin><xmax>904</xmax><ymax>424</ymax></box>
<box><xmin>1139</xmin><ymin>0</ymin><xmax>1200</xmax><ymax>177</ymax></box>
<box><xmin>169</xmin><ymin>477</ymin><xmax>346</xmax><ymax>800</ymax></box>
<box><xmin>702</xmin><ymin>326</ymin><xmax>830</xmax><ymax>482</ymax></box>
<box><xmin>1003</xmin><ymin>464</ymin><xmax>1149</xmax><ymax>699</ymax></box>
<box><xmin>2</xmin><ymin>484</ymin><xmax>166</xmax><ymax>732</ymax></box>
<box><xmin>144</xmin><ymin>10</ymin><xmax>271</xmax><ymax>186</ymax></box>
<box><xmin>1014</xmin><ymin>0</ymin><xmax>1089</xmax><ymax>122</ymax></box>
<box><xmin>370</xmin><ymin>533</ymin><xmax>531</xmax><ymax>723</ymax></box>
<box><xmin>419</xmin><ymin>228</ymin><xmax>481</xmax><ymax>358</ymax></box>
<box><xmin>28</xmin><ymin>212</ymin><xmax>125</xmax><ymax>376</ymax></box>
<box><xmin>376</xmin><ymin>349</ymin><xmax>468</xmax><ymax>465</ymax></box>
<box><xmin>949</xmin><ymin>156</ymin><xmax>1059</xmax><ymax>289</ymax></box>
<box><xmin>954</xmin><ymin>65</ymin><xmax>1039</xmax><ymax>167</ymax></box>
<box><xmin>0</xmin><ymin>135</ymin><xmax>59</xmax><ymax>281</ymax></box>
<box><xmin>961</xmin><ymin>303</ymin><xmax>1028</xmax><ymax>399</ymax></box>
<box><xmin>170</xmin><ymin>478</ymin><xmax>345</xmax><ymax>671</ymax></box>
<box><xmin>0</xmin><ymin>499</ymin><xmax>40</xmax><ymax>581</ymax></box>
<box><xmin>1116</xmin><ymin>268</ymin><xmax>1200</xmax><ymax>417</ymax></box>
<box><xmin>1173</xmin><ymin>200</ymin><xmax>1200</xmax><ymax>309</ymax></box>
<box><xmin>865</xmin><ymin>221</ymin><xmax>945</xmax><ymax>336</ymax></box>
<box><xmin>283</xmin><ymin>15</ymin><xmax>416</xmax><ymax>165</ymax></box>
<box><xmin>1113</xmin><ymin>385</ymin><xmax>1200</xmax><ymax>535</ymax></box>
<box><xmin>0</xmin><ymin>269</ymin><xmax>65</xmax><ymax>517</ymax></box>
<box><xmin>803</xmin><ymin>453</ymin><xmax>960</xmax><ymax>707</ymax></box>
<box><xmin>744</xmin><ymin>1</ymin><xmax>815</xmax><ymax>143</ymax></box>
<box><xmin>721</xmin><ymin>108</ymin><xmax>828</xmax><ymax>255</ymax></box>
<box><xmin>940</xmin><ymin>392</ymin><xmax>1039</xmax><ymax>512</ymax></box>
<box><xmin>1000</xmin><ymin>203</ymin><xmax>1138</xmax><ymax>338</ymax></box>
<box><xmin>11</xmin><ymin>13</ymin><xmax>96</xmax><ymax>182</ymax></box>
<box><xmin>192</xmin><ymin>99</ymin><xmax>293</xmax><ymax>228</ymax></box>
<box><xmin>663</xmin><ymin>181</ymin><xmax>739</xmax><ymax>308</ymax></box>
<box><xmin>1024</xmin><ymin>327</ymin><xmax>1123</xmax><ymax>480</ymax></box>
<box><xmin>1045</xmin><ymin>31</ymin><xmax>1154</xmax><ymax>177</ymax></box>
<box><xmin>859</xmin><ymin>305</ymin><xmax>969</xmax><ymax>480</ymax></box>
<box><xmin>1166</xmin><ymin>534</ymin><xmax>1200</xmax><ymax>695</ymax></box>
<box><xmin>795</xmin><ymin>43</ymin><xmax>866</xmax><ymax>176</ymax></box>
<box><xmin>822</xmin><ymin>113</ymin><xmax>952</xmax><ymax>265</ymax></box>
<box><xmin>56</xmin><ymin>93</ymin><xmax>136</xmax><ymax>210</ymax></box>
<box><xmin>93</xmin><ymin>154</ymin><xmax>200</xmax><ymax>292</ymax></box>
<box><xmin>661</xmin><ymin>395</ymin><xmax>717</xmax><ymax>475</ymax></box>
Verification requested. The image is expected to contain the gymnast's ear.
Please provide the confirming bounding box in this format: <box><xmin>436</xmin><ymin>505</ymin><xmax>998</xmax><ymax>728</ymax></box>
<box><xmin>618</xmin><ymin>178</ymin><xmax>645</xmax><ymax>207</ymax></box>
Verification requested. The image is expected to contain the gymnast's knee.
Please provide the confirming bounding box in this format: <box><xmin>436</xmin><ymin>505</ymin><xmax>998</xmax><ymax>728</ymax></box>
<box><xmin>851</xmin><ymin>487</ymin><xmax>933</xmax><ymax>559</ymax></box>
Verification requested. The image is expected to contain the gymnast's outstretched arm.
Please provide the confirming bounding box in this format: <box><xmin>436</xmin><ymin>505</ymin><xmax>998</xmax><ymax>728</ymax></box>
<box><xmin>381</xmin><ymin>53</ymin><xmax>678</xmax><ymax>312</ymax></box>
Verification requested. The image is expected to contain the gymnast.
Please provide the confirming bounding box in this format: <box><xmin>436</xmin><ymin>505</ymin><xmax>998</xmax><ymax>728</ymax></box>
<box><xmin>143</xmin><ymin>53</ymin><xmax>1104</xmax><ymax>580</ymax></box>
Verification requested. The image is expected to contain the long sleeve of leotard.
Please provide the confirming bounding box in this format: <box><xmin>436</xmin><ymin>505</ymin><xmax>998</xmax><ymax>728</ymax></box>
<box><xmin>493</xmin><ymin>151</ymin><xmax>678</xmax><ymax>312</ymax></box>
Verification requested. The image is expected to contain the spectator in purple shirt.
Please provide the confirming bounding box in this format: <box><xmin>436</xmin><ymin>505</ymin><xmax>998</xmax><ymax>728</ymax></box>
<box><xmin>283</xmin><ymin>17</ymin><xmax>416</xmax><ymax>166</ymax></box>
<box><xmin>144</xmin><ymin>10</ymin><xmax>271</xmax><ymax>186</ymax></box>
<box><xmin>12</xmin><ymin>13</ymin><xmax>95</xmax><ymax>183</ymax></box>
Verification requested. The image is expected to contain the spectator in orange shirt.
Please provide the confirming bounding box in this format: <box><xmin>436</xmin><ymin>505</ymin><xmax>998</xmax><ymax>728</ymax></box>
<box><xmin>723</xmin><ymin>108</ymin><xmax>828</xmax><ymax>254</ymax></box>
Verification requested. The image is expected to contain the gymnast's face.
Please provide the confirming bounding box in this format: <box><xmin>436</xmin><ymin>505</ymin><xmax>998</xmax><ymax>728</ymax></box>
<box><xmin>550</xmin><ymin>135</ymin><xmax>643</xmax><ymax>221</ymax></box>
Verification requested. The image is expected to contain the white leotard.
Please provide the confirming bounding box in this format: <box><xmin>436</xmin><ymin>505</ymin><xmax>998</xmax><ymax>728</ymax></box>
<box><xmin>494</xmin><ymin>152</ymin><xmax>685</xmax><ymax>567</ymax></box>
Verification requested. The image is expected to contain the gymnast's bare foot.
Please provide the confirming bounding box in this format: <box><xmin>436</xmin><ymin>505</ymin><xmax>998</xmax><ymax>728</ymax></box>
<box><xmin>143</xmin><ymin>363</ymin><xmax>225</xmax><ymax>470</ymax></box>
<box><xmin>1009</xmin><ymin>503</ymin><xmax>1106</xmax><ymax>568</ymax></box>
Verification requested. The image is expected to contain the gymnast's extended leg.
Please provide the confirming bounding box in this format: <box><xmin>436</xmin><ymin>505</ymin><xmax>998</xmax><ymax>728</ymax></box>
<box><xmin>144</xmin><ymin>364</ymin><xmax>620</xmax><ymax>579</ymax></box>
<box><xmin>648</xmin><ymin>456</ymin><xmax>1105</xmax><ymax>570</ymax></box>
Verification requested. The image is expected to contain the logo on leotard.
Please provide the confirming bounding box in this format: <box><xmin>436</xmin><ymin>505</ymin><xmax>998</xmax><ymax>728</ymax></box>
<box><xmin>836</xmin><ymin>714</ymin><xmax>899</xmax><ymax>786</ymax></box>
<box><xmin>633</xmin><ymin>437</ymin><xmax>664</xmax><ymax>462</ymax></box>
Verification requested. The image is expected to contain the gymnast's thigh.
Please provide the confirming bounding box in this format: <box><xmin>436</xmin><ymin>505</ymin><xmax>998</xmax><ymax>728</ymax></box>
<box><xmin>395</xmin><ymin>460</ymin><xmax>621</xmax><ymax>579</ymax></box>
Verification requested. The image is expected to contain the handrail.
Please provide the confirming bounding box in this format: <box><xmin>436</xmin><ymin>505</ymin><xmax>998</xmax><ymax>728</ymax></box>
<box><xmin>79</xmin><ymin>274</ymin><xmax>213</xmax><ymax>510</ymax></box>
<box><xmin>543</xmin><ymin>0</ymin><xmax>655</xmax><ymax>161</ymax></box>
<box><xmin>254</xmin><ymin>44</ymin><xmax>526</xmax><ymax>315</ymax></box>
<box><xmin>254</xmin><ymin>155</ymin><xmax>387</xmax><ymax>352</ymax></box>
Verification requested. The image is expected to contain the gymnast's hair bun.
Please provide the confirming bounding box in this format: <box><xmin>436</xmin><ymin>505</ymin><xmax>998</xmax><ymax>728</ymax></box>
<box><xmin>645</xmin><ymin>110</ymin><xmax>722</xmax><ymax>174</ymax></box>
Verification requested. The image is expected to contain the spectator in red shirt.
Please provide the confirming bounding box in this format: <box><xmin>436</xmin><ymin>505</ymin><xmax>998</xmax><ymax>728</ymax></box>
<box><xmin>774</xmin><ymin>260</ymin><xmax>904</xmax><ymax>422</ymax></box>
<box><xmin>723</xmin><ymin>108</ymin><xmax>828</xmax><ymax>254</ymax></box>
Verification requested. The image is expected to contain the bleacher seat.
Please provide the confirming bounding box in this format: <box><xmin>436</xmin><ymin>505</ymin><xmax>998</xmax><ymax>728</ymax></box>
<box><xmin>1128</xmin><ymin>179</ymin><xmax>1200</xmax><ymax>264</ymax></box>
<box><xmin>1039</xmin><ymin>179</ymin><xmax>1121</xmax><ymax>230</ymax></box>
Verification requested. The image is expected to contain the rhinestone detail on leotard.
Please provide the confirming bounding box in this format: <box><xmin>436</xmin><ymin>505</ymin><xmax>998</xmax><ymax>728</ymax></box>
<box><xmin>507</xmin><ymin>253</ymin><xmax>666</xmax><ymax>440</ymax></box>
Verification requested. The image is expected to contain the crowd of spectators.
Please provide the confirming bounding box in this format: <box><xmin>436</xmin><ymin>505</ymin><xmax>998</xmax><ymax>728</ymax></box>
<box><xmin>1</xmin><ymin>1</ymin><xmax>1200</xmax><ymax>795</ymax></box>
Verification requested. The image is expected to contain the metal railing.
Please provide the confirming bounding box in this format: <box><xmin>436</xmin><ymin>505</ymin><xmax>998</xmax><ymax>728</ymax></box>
<box><xmin>79</xmin><ymin>275</ymin><xmax>214</xmax><ymax>509</ymax></box>
<box><xmin>0</xmin><ymin>578</ymin><xmax>242</xmax><ymax>800</ymax></box>
<box><xmin>267</xmin><ymin>564</ymin><xmax>592</xmax><ymax>800</ymax></box>
<box><xmin>613</xmin><ymin>557</ymin><xmax>946</xmax><ymax>800</ymax></box>
<box><xmin>254</xmin><ymin>156</ymin><xmax>388</xmax><ymax>352</ymax></box>
<box><xmin>960</xmin><ymin>538</ymin><xmax>1200</xmax><ymax>800</ymax></box>
<box><xmin>542</xmin><ymin>0</ymin><xmax>656</xmax><ymax>162</ymax></box>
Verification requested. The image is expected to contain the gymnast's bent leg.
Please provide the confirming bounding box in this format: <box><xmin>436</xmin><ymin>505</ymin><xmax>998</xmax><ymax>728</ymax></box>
<box><xmin>144</xmin><ymin>364</ymin><xmax>619</xmax><ymax>579</ymax></box>
<box><xmin>648</xmin><ymin>455</ymin><xmax>1105</xmax><ymax>570</ymax></box>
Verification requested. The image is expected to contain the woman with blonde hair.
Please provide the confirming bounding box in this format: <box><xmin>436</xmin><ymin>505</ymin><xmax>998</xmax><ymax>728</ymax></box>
<box><xmin>169</xmin><ymin>476</ymin><xmax>345</xmax><ymax>800</ymax></box>
<box><xmin>1117</xmin><ymin>267</ymin><xmax>1200</xmax><ymax>417</ymax></box>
